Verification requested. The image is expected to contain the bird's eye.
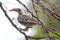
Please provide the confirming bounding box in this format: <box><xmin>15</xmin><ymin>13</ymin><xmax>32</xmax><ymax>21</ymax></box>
<box><xmin>17</xmin><ymin>10</ymin><xmax>19</xmax><ymax>12</ymax></box>
<box><xmin>18</xmin><ymin>9</ymin><xmax>21</xmax><ymax>11</ymax></box>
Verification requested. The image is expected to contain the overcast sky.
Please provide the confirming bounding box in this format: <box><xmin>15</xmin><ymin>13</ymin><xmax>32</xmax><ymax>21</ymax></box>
<box><xmin>0</xmin><ymin>0</ymin><xmax>37</xmax><ymax>40</ymax></box>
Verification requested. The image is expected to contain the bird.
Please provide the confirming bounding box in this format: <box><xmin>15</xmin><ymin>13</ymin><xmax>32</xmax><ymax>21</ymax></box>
<box><xmin>9</xmin><ymin>8</ymin><xmax>40</xmax><ymax>31</ymax></box>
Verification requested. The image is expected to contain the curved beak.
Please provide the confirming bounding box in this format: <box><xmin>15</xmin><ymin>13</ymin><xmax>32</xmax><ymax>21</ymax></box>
<box><xmin>9</xmin><ymin>8</ymin><xmax>18</xmax><ymax>12</ymax></box>
<box><xmin>9</xmin><ymin>8</ymin><xmax>22</xmax><ymax>14</ymax></box>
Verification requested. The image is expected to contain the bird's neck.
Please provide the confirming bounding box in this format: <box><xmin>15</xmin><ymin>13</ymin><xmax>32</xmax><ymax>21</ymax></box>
<box><xmin>19</xmin><ymin>12</ymin><xmax>22</xmax><ymax>15</ymax></box>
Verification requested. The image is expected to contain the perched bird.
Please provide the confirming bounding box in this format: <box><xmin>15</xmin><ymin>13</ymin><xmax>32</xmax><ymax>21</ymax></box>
<box><xmin>9</xmin><ymin>8</ymin><xmax>40</xmax><ymax>31</ymax></box>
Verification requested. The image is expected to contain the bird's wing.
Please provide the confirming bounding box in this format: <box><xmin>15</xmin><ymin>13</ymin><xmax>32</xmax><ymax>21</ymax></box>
<box><xmin>23</xmin><ymin>15</ymin><xmax>39</xmax><ymax>24</ymax></box>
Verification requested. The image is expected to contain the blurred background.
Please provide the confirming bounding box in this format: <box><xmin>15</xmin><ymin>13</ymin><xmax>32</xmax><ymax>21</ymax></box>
<box><xmin>0</xmin><ymin>0</ymin><xmax>60</xmax><ymax>40</ymax></box>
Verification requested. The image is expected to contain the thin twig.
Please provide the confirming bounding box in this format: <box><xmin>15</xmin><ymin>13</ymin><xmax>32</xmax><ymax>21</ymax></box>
<box><xmin>16</xmin><ymin>0</ymin><xmax>60</xmax><ymax>37</ymax></box>
<box><xmin>32</xmin><ymin>1</ymin><xmax>60</xmax><ymax>37</ymax></box>
<box><xmin>36</xmin><ymin>1</ymin><xmax>60</xmax><ymax>22</ymax></box>
<box><xmin>31</xmin><ymin>0</ymin><xmax>38</xmax><ymax>17</ymax></box>
<box><xmin>42</xmin><ymin>7</ymin><xmax>60</xmax><ymax>30</ymax></box>
<box><xmin>42</xmin><ymin>26</ymin><xmax>52</xmax><ymax>40</ymax></box>
<box><xmin>0</xmin><ymin>2</ymin><xmax>28</xmax><ymax>40</ymax></box>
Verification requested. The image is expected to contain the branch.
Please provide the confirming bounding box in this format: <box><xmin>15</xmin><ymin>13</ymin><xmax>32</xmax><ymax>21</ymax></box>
<box><xmin>16</xmin><ymin>0</ymin><xmax>60</xmax><ymax>38</ymax></box>
<box><xmin>34</xmin><ymin>1</ymin><xmax>60</xmax><ymax>22</ymax></box>
<box><xmin>0</xmin><ymin>2</ymin><xmax>28</xmax><ymax>40</ymax></box>
<box><xmin>31</xmin><ymin>0</ymin><xmax>39</xmax><ymax>17</ymax></box>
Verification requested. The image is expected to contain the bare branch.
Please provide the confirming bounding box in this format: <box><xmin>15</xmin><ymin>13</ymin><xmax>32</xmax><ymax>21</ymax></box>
<box><xmin>16</xmin><ymin>0</ymin><xmax>60</xmax><ymax>38</ymax></box>
<box><xmin>0</xmin><ymin>2</ymin><xmax>28</xmax><ymax>40</ymax></box>
<box><xmin>31</xmin><ymin>0</ymin><xmax>39</xmax><ymax>17</ymax></box>
<box><xmin>0</xmin><ymin>0</ymin><xmax>60</xmax><ymax>40</ymax></box>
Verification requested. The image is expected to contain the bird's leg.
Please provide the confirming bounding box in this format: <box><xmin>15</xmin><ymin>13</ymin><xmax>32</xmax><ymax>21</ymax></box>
<box><xmin>20</xmin><ymin>27</ymin><xmax>30</xmax><ymax>31</ymax></box>
<box><xmin>12</xmin><ymin>18</ymin><xmax>15</xmax><ymax>20</ymax></box>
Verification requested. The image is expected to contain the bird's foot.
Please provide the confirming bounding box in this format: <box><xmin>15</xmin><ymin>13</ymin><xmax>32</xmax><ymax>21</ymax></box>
<box><xmin>20</xmin><ymin>27</ymin><xmax>29</xmax><ymax>31</ymax></box>
<box><xmin>12</xmin><ymin>18</ymin><xmax>15</xmax><ymax>20</ymax></box>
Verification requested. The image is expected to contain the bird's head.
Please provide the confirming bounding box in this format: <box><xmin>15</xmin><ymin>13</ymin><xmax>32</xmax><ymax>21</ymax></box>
<box><xmin>9</xmin><ymin>8</ymin><xmax>22</xmax><ymax>14</ymax></box>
